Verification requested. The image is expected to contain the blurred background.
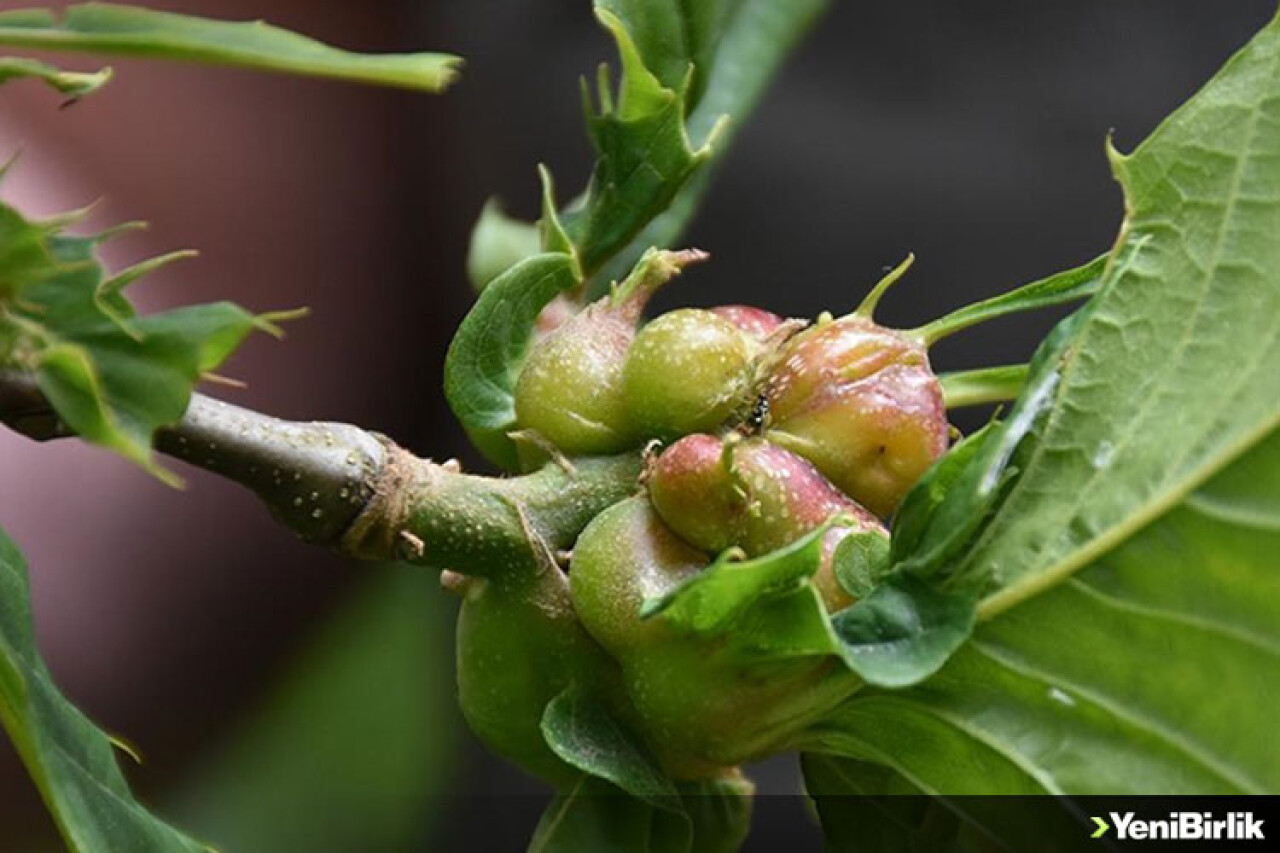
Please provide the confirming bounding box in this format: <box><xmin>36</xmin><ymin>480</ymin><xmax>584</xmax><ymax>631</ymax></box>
<box><xmin>0</xmin><ymin>1</ymin><xmax>1273</xmax><ymax>849</ymax></box>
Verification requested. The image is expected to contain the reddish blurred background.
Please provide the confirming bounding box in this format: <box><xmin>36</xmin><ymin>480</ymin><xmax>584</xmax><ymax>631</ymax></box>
<box><xmin>0</xmin><ymin>1</ymin><xmax>1273</xmax><ymax>849</ymax></box>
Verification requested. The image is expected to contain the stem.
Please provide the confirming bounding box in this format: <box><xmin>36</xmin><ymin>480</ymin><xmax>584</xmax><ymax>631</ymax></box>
<box><xmin>912</xmin><ymin>255</ymin><xmax>1106</xmax><ymax>345</ymax></box>
<box><xmin>938</xmin><ymin>364</ymin><xmax>1029</xmax><ymax>409</ymax></box>
<box><xmin>853</xmin><ymin>253</ymin><xmax>914</xmax><ymax>319</ymax></box>
<box><xmin>0</xmin><ymin>370</ymin><xmax>643</xmax><ymax>578</ymax></box>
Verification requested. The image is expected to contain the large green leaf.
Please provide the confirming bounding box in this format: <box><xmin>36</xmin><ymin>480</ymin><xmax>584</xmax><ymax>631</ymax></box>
<box><xmin>0</xmin><ymin>4</ymin><xmax>459</xmax><ymax>92</ymax></box>
<box><xmin>801</xmin><ymin>4</ymin><xmax>1280</xmax><ymax>812</ymax></box>
<box><xmin>0</xmin><ymin>528</ymin><xmax>205</xmax><ymax>851</ymax></box>
<box><xmin>0</xmin><ymin>194</ymin><xmax>273</xmax><ymax>483</ymax></box>
<box><xmin>803</xmin><ymin>428</ymin><xmax>1280</xmax><ymax>805</ymax></box>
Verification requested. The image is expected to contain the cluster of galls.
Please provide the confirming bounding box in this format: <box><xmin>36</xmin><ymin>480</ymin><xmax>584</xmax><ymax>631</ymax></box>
<box><xmin>501</xmin><ymin>259</ymin><xmax>949</xmax><ymax>779</ymax></box>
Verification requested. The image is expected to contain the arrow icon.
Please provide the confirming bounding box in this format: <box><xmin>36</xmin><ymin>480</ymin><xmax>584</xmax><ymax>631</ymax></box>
<box><xmin>1091</xmin><ymin>816</ymin><xmax>1110</xmax><ymax>839</ymax></box>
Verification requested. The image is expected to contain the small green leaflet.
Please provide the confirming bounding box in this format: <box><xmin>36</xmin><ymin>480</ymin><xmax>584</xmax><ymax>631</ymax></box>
<box><xmin>541</xmin><ymin>685</ymin><xmax>680</xmax><ymax>808</ymax></box>
<box><xmin>0</xmin><ymin>3</ymin><xmax>460</xmax><ymax>93</ymax></box>
<box><xmin>643</xmin><ymin>523</ymin><xmax>971</xmax><ymax>687</ymax></box>
<box><xmin>444</xmin><ymin>248</ymin><xmax>694</xmax><ymax>470</ymax></box>
<box><xmin>0</xmin><ymin>529</ymin><xmax>206</xmax><ymax>852</ymax></box>
<box><xmin>0</xmin><ymin>192</ymin><xmax>276</xmax><ymax>484</ymax></box>
<box><xmin>0</xmin><ymin>56</ymin><xmax>111</xmax><ymax>99</ymax></box>
<box><xmin>442</xmin><ymin>252</ymin><xmax>580</xmax><ymax>469</ymax></box>
<box><xmin>641</xmin><ymin>523</ymin><xmax>830</xmax><ymax>630</ymax></box>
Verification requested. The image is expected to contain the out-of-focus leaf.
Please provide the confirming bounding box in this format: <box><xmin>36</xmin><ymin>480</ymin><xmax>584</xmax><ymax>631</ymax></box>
<box><xmin>467</xmin><ymin>200</ymin><xmax>542</xmax><ymax>292</ymax></box>
<box><xmin>0</xmin><ymin>193</ymin><xmax>273</xmax><ymax>483</ymax></box>
<box><xmin>443</xmin><ymin>252</ymin><xmax>578</xmax><ymax>469</ymax></box>
<box><xmin>0</xmin><ymin>56</ymin><xmax>110</xmax><ymax>98</ymax></box>
<box><xmin>0</xmin><ymin>4</ymin><xmax>460</xmax><ymax>92</ymax></box>
<box><xmin>0</xmin><ymin>528</ymin><xmax>206</xmax><ymax>852</ymax></box>
<box><xmin>541</xmin><ymin>685</ymin><xmax>679</xmax><ymax>808</ymax></box>
<box><xmin>169</xmin><ymin>564</ymin><xmax>457</xmax><ymax>853</ymax></box>
<box><xmin>527</xmin><ymin>774</ymin><xmax>753</xmax><ymax>853</ymax></box>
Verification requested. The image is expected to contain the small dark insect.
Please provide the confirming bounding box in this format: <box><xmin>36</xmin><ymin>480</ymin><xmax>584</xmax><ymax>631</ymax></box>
<box><xmin>746</xmin><ymin>393</ymin><xmax>770</xmax><ymax>431</ymax></box>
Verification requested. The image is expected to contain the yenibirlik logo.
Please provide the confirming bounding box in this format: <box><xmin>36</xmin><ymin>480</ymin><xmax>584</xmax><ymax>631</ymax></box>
<box><xmin>1091</xmin><ymin>811</ymin><xmax>1265</xmax><ymax>842</ymax></box>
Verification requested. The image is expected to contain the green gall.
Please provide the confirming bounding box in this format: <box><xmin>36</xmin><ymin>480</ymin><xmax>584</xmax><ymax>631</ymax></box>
<box><xmin>623</xmin><ymin>308</ymin><xmax>757</xmax><ymax>439</ymax></box>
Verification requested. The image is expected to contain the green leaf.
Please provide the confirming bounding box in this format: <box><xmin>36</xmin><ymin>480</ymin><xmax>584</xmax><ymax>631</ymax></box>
<box><xmin>827</xmin><ymin>575</ymin><xmax>976</xmax><ymax>689</ymax></box>
<box><xmin>0</xmin><ymin>528</ymin><xmax>205</xmax><ymax>851</ymax></box>
<box><xmin>559</xmin><ymin>8</ymin><xmax>720</xmax><ymax>277</ymax></box>
<box><xmin>474</xmin><ymin>0</ymin><xmax>828</xmax><ymax>292</ymax></box>
<box><xmin>802</xmin><ymin>8</ymin><xmax>1280</xmax><ymax>805</ymax></box>
<box><xmin>528</xmin><ymin>774</ymin><xmax>753</xmax><ymax>853</ymax></box>
<box><xmin>168</xmin><ymin>565</ymin><xmax>456</xmax><ymax>853</ymax></box>
<box><xmin>916</xmin><ymin>254</ymin><xmax>1106</xmax><ymax>344</ymax></box>
<box><xmin>0</xmin><ymin>55</ymin><xmax>111</xmax><ymax>98</ymax></box>
<box><xmin>951</xmin><ymin>6</ymin><xmax>1280</xmax><ymax>613</ymax></box>
<box><xmin>442</xmin><ymin>252</ymin><xmax>578</xmax><ymax>469</ymax></box>
<box><xmin>887</xmin><ymin>422</ymin><xmax>997</xmax><ymax>566</ymax></box>
<box><xmin>529</xmin><ymin>776</ymin><xmax>692</xmax><ymax>853</ymax></box>
<box><xmin>801</xmin><ymin>431</ymin><xmax>1280</xmax><ymax>802</ymax></box>
<box><xmin>467</xmin><ymin>199</ymin><xmax>543</xmax><ymax>292</ymax></box>
<box><xmin>641</xmin><ymin>523</ymin><xmax>830</xmax><ymax>630</ymax></box>
<box><xmin>541</xmin><ymin>685</ymin><xmax>680</xmax><ymax>808</ymax></box>
<box><xmin>0</xmin><ymin>4</ymin><xmax>460</xmax><ymax>92</ymax></box>
<box><xmin>0</xmin><ymin>195</ymin><xmax>271</xmax><ymax>482</ymax></box>
<box><xmin>585</xmin><ymin>0</ymin><xmax>829</xmax><ymax>293</ymax></box>
<box><xmin>831</xmin><ymin>528</ymin><xmax>892</xmax><ymax>599</ymax></box>
<box><xmin>889</xmin><ymin>312</ymin><xmax>1084</xmax><ymax>579</ymax></box>
<box><xmin>801</xmin><ymin>754</ymin><xmax>1089</xmax><ymax>853</ymax></box>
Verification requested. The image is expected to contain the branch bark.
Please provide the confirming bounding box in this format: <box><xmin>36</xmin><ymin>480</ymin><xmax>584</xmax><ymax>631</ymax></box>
<box><xmin>0</xmin><ymin>370</ymin><xmax>642</xmax><ymax>579</ymax></box>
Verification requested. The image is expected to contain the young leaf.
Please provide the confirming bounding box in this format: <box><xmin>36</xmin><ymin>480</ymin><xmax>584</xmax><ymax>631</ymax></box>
<box><xmin>559</xmin><ymin>8</ymin><xmax>720</xmax><ymax>277</ymax></box>
<box><xmin>473</xmin><ymin>0</ymin><xmax>829</xmax><ymax>292</ymax></box>
<box><xmin>0</xmin><ymin>4</ymin><xmax>460</xmax><ymax>92</ymax></box>
<box><xmin>0</xmin><ymin>529</ymin><xmax>206</xmax><ymax>851</ymax></box>
<box><xmin>640</xmin><ymin>523</ymin><xmax>829</xmax><ymax>631</ymax></box>
<box><xmin>585</xmin><ymin>0</ymin><xmax>828</xmax><ymax>293</ymax></box>
<box><xmin>541</xmin><ymin>685</ymin><xmax>680</xmax><ymax>809</ymax></box>
<box><xmin>827</xmin><ymin>575</ymin><xmax>976</xmax><ymax>688</ymax></box>
<box><xmin>831</xmin><ymin>528</ymin><xmax>892</xmax><ymax>599</ymax></box>
<box><xmin>0</xmin><ymin>196</ymin><xmax>272</xmax><ymax>483</ymax></box>
<box><xmin>802</xmin><ymin>7</ymin><xmax>1280</xmax><ymax>805</ymax></box>
<box><xmin>442</xmin><ymin>252</ymin><xmax>580</xmax><ymax>469</ymax></box>
<box><xmin>0</xmin><ymin>56</ymin><xmax>111</xmax><ymax>98</ymax></box>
